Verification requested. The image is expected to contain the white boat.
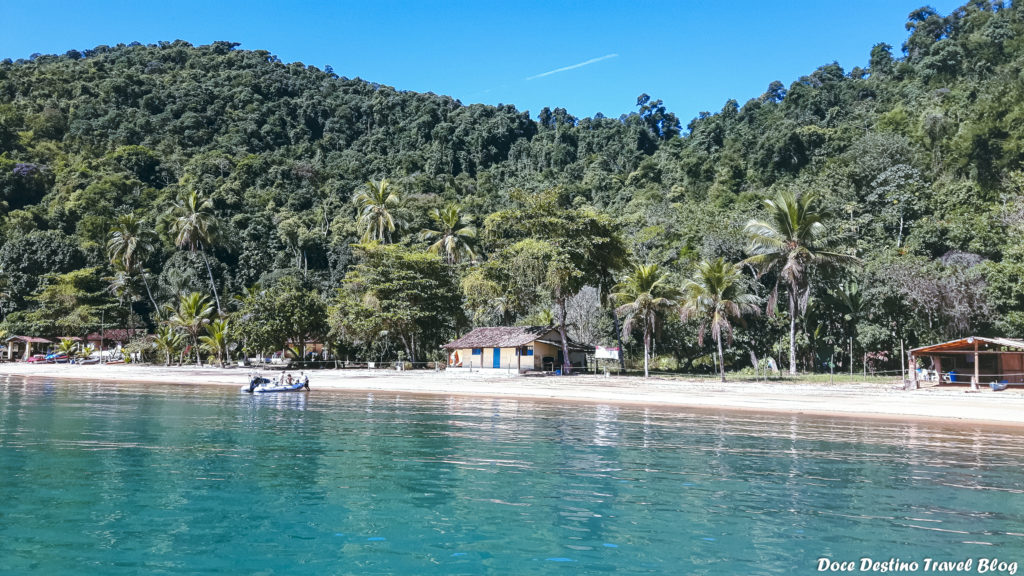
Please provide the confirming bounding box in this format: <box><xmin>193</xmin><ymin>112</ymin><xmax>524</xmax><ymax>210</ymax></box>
<box><xmin>242</xmin><ymin>372</ymin><xmax>309</xmax><ymax>393</ymax></box>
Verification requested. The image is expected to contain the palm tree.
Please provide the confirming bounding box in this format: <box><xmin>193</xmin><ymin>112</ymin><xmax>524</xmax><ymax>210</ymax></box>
<box><xmin>353</xmin><ymin>178</ymin><xmax>401</xmax><ymax>243</ymax></box>
<box><xmin>826</xmin><ymin>282</ymin><xmax>864</xmax><ymax>377</ymax></box>
<box><xmin>744</xmin><ymin>190</ymin><xmax>858</xmax><ymax>374</ymax></box>
<box><xmin>78</xmin><ymin>343</ymin><xmax>96</xmax><ymax>362</ymax></box>
<box><xmin>154</xmin><ymin>325</ymin><xmax>184</xmax><ymax>366</ymax></box>
<box><xmin>106</xmin><ymin>264</ymin><xmax>142</xmax><ymax>340</ymax></box>
<box><xmin>680</xmin><ymin>258</ymin><xmax>761</xmax><ymax>382</ymax></box>
<box><xmin>420</xmin><ymin>204</ymin><xmax>477</xmax><ymax>264</ymax></box>
<box><xmin>611</xmin><ymin>264</ymin><xmax>678</xmax><ymax>378</ymax></box>
<box><xmin>56</xmin><ymin>338</ymin><xmax>79</xmax><ymax>358</ymax></box>
<box><xmin>169</xmin><ymin>191</ymin><xmax>223</xmax><ymax>314</ymax></box>
<box><xmin>170</xmin><ymin>292</ymin><xmax>214</xmax><ymax>366</ymax></box>
<box><xmin>199</xmin><ymin>319</ymin><xmax>230</xmax><ymax>368</ymax></box>
<box><xmin>107</xmin><ymin>214</ymin><xmax>159</xmax><ymax>310</ymax></box>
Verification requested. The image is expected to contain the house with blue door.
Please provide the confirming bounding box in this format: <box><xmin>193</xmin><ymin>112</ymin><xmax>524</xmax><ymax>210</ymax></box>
<box><xmin>443</xmin><ymin>326</ymin><xmax>591</xmax><ymax>373</ymax></box>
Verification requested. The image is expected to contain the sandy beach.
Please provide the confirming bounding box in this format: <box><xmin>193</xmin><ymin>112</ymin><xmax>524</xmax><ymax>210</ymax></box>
<box><xmin>3</xmin><ymin>362</ymin><xmax>1024</xmax><ymax>427</ymax></box>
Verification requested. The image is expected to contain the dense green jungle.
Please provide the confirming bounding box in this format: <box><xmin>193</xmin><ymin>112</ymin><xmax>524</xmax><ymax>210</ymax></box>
<box><xmin>1</xmin><ymin>1</ymin><xmax>1022</xmax><ymax>376</ymax></box>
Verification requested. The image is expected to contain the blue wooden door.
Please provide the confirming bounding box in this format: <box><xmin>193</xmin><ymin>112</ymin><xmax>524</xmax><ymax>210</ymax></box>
<box><xmin>492</xmin><ymin>348</ymin><xmax>501</xmax><ymax>368</ymax></box>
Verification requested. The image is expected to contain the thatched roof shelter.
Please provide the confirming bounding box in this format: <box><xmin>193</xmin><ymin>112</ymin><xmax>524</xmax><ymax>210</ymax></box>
<box><xmin>442</xmin><ymin>326</ymin><xmax>552</xmax><ymax>349</ymax></box>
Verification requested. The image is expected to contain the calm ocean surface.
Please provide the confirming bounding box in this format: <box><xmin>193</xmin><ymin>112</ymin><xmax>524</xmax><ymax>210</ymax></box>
<box><xmin>1</xmin><ymin>377</ymin><xmax>1022</xmax><ymax>575</ymax></box>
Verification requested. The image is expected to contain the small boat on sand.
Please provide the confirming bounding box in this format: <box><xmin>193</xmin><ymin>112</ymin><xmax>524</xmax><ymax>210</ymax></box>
<box><xmin>243</xmin><ymin>372</ymin><xmax>309</xmax><ymax>393</ymax></box>
<box><xmin>990</xmin><ymin>381</ymin><xmax>1009</xmax><ymax>392</ymax></box>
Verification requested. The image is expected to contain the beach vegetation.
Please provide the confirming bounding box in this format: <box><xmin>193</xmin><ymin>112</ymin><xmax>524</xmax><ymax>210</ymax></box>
<box><xmin>744</xmin><ymin>191</ymin><xmax>858</xmax><ymax>374</ymax></box>
<box><xmin>169</xmin><ymin>292</ymin><xmax>214</xmax><ymax>366</ymax></box>
<box><xmin>199</xmin><ymin>318</ymin><xmax>231</xmax><ymax>367</ymax></box>
<box><xmin>613</xmin><ymin>264</ymin><xmax>678</xmax><ymax>378</ymax></box>
<box><xmin>235</xmin><ymin>275</ymin><xmax>327</xmax><ymax>360</ymax></box>
<box><xmin>330</xmin><ymin>244</ymin><xmax>463</xmax><ymax>363</ymax></box>
<box><xmin>680</xmin><ymin>258</ymin><xmax>761</xmax><ymax>382</ymax></box>
<box><xmin>1</xmin><ymin>2</ymin><xmax>1021</xmax><ymax>376</ymax></box>
<box><xmin>154</xmin><ymin>325</ymin><xmax>185</xmax><ymax>366</ymax></box>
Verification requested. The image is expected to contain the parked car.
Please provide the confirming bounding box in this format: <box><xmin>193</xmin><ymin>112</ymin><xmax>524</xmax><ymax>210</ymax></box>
<box><xmin>25</xmin><ymin>354</ymin><xmax>46</xmax><ymax>363</ymax></box>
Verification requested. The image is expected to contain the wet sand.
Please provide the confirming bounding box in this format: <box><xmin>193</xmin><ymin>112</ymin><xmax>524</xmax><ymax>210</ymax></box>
<box><xmin>2</xmin><ymin>362</ymin><xmax>1022</xmax><ymax>426</ymax></box>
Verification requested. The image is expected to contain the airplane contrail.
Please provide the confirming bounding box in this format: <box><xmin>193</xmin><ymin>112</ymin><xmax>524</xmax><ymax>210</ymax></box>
<box><xmin>526</xmin><ymin>53</ymin><xmax>618</xmax><ymax>80</ymax></box>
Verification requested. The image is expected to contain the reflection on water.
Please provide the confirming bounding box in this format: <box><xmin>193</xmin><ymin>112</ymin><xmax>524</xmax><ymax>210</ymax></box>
<box><xmin>0</xmin><ymin>376</ymin><xmax>1022</xmax><ymax>575</ymax></box>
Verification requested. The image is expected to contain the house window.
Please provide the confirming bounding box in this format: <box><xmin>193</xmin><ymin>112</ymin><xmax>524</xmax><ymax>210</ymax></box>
<box><xmin>517</xmin><ymin>346</ymin><xmax>534</xmax><ymax>356</ymax></box>
<box><xmin>525</xmin><ymin>346</ymin><xmax>534</xmax><ymax>356</ymax></box>
<box><xmin>472</xmin><ymin>348</ymin><xmax>482</xmax><ymax>355</ymax></box>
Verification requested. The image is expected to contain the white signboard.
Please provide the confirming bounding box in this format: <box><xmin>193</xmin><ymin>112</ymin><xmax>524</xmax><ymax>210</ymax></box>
<box><xmin>595</xmin><ymin>346</ymin><xmax>620</xmax><ymax>360</ymax></box>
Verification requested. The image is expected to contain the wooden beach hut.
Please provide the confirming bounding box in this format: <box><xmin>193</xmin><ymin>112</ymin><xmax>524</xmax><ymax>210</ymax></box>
<box><xmin>442</xmin><ymin>326</ymin><xmax>592</xmax><ymax>373</ymax></box>
<box><xmin>4</xmin><ymin>336</ymin><xmax>52</xmax><ymax>361</ymax></box>
<box><xmin>909</xmin><ymin>336</ymin><xmax>1024</xmax><ymax>387</ymax></box>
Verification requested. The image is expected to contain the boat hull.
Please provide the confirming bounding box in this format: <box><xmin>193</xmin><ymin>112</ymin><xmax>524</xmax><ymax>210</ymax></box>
<box><xmin>242</xmin><ymin>376</ymin><xmax>309</xmax><ymax>393</ymax></box>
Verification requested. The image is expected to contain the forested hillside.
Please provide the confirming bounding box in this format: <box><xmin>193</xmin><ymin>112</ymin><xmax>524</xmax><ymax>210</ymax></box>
<box><xmin>1</xmin><ymin>1</ymin><xmax>1022</xmax><ymax>374</ymax></box>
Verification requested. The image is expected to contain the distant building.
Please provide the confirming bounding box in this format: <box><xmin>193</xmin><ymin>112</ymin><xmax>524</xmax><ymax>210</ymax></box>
<box><xmin>442</xmin><ymin>326</ymin><xmax>591</xmax><ymax>373</ymax></box>
<box><xmin>85</xmin><ymin>329</ymin><xmax>135</xmax><ymax>350</ymax></box>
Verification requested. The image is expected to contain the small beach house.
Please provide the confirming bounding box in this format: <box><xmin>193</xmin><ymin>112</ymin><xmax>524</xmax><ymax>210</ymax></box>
<box><xmin>4</xmin><ymin>336</ymin><xmax>52</xmax><ymax>361</ymax></box>
<box><xmin>85</xmin><ymin>329</ymin><xmax>135</xmax><ymax>350</ymax></box>
<box><xmin>909</xmin><ymin>336</ymin><xmax>1024</xmax><ymax>386</ymax></box>
<box><xmin>442</xmin><ymin>326</ymin><xmax>591</xmax><ymax>373</ymax></box>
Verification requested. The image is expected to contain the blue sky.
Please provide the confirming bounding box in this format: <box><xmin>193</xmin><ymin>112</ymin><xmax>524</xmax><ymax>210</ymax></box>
<box><xmin>0</xmin><ymin>1</ymin><xmax>963</xmax><ymax>123</ymax></box>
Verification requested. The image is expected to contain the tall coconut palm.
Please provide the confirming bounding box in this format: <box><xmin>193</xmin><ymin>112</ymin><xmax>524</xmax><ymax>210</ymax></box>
<box><xmin>199</xmin><ymin>319</ymin><xmax>230</xmax><ymax>368</ymax></box>
<box><xmin>353</xmin><ymin>178</ymin><xmax>401</xmax><ymax>243</ymax></box>
<box><xmin>106</xmin><ymin>263</ymin><xmax>142</xmax><ymax>340</ymax></box>
<box><xmin>107</xmin><ymin>214</ymin><xmax>159</xmax><ymax>310</ymax></box>
<box><xmin>680</xmin><ymin>258</ymin><xmax>761</xmax><ymax>382</ymax></box>
<box><xmin>611</xmin><ymin>263</ymin><xmax>678</xmax><ymax>378</ymax></box>
<box><xmin>169</xmin><ymin>191</ymin><xmax>223</xmax><ymax>314</ymax></box>
<box><xmin>744</xmin><ymin>190</ymin><xmax>858</xmax><ymax>374</ymax></box>
<box><xmin>420</xmin><ymin>204</ymin><xmax>477</xmax><ymax>264</ymax></box>
<box><xmin>170</xmin><ymin>292</ymin><xmax>214</xmax><ymax>366</ymax></box>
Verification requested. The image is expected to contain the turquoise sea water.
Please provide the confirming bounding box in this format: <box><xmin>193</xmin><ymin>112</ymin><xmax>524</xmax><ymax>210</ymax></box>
<box><xmin>1</xmin><ymin>377</ymin><xmax>1023</xmax><ymax>575</ymax></box>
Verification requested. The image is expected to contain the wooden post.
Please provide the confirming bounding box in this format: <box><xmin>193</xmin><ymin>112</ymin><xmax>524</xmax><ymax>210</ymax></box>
<box><xmin>974</xmin><ymin>340</ymin><xmax>980</xmax><ymax>389</ymax></box>
<box><xmin>900</xmin><ymin>339</ymin><xmax>906</xmax><ymax>381</ymax></box>
<box><xmin>934</xmin><ymin>356</ymin><xmax>942</xmax><ymax>383</ymax></box>
<box><xmin>910</xmin><ymin>352</ymin><xmax>918</xmax><ymax>389</ymax></box>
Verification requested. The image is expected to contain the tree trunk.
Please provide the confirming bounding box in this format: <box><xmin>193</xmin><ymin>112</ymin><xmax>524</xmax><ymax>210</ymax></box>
<box><xmin>717</xmin><ymin>335</ymin><xmax>726</xmax><ymax>382</ymax></box>
<box><xmin>399</xmin><ymin>334</ymin><xmax>413</xmax><ymax>364</ymax></box>
<box><xmin>788</xmin><ymin>290</ymin><xmax>797</xmax><ymax>375</ymax></box>
<box><xmin>199</xmin><ymin>246</ymin><xmax>222</xmax><ymax>315</ymax></box>
<box><xmin>193</xmin><ymin>336</ymin><xmax>202</xmax><ymax>367</ymax></box>
<box><xmin>849</xmin><ymin>336</ymin><xmax>854</xmax><ymax>378</ymax></box>
<box><xmin>557</xmin><ymin>297</ymin><xmax>571</xmax><ymax>375</ymax></box>
<box><xmin>140</xmin><ymin>271</ymin><xmax>159</xmax><ymax>311</ymax></box>
<box><xmin>611</xmin><ymin>309</ymin><xmax>626</xmax><ymax>371</ymax></box>
<box><xmin>643</xmin><ymin>327</ymin><xmax>650</xmax><ymax>379</ymax></box>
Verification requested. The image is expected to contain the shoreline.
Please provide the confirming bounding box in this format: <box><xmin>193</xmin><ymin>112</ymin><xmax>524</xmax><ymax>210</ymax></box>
<box><xmin>2</xmin><ymin>363</ymin><xmax>1024</xmax><ymax>428</ymax></box>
